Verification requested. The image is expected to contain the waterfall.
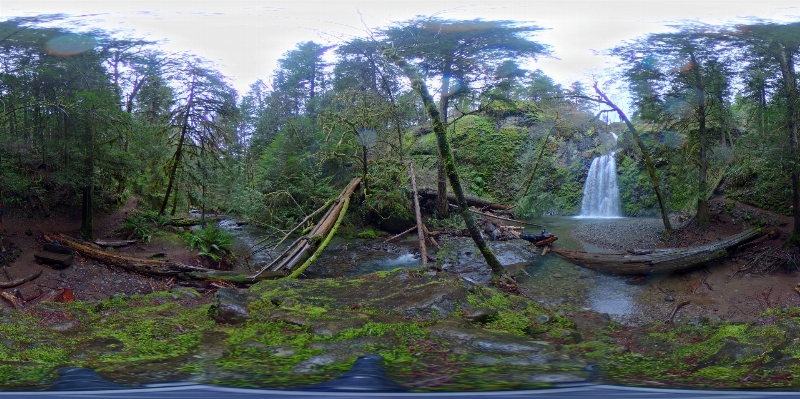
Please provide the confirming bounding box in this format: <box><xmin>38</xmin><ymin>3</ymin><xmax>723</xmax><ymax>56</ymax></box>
<box><xmin>578</xmin><ymin>153</ymin><xmax>621</xmax><ymax>218</ymax></box>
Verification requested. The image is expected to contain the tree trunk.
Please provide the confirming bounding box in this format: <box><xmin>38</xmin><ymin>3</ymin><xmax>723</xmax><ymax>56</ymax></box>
<box><xmin>386</xmin><ymin>50</ymin><xmax>504</xmax><ymax>278</ymax></box>
<box><xmin>409</xmin><ymin>161</ymin><xmax>428</xmax><ymax>267</ymax></box>
<box><xmin>160</xmin><ymin>78</ymin><xmax>195</xmax><ymax>216</ymax></box>
<box><xmin>436</xmin><ymin>58</ymin><xmax>454</xmax><ymax>219</ymax></box>
<box><xmin>697</xmin><ymin>107</ymin><xmax>709</xmax><ymax>225</ymax></box>
<box><xmin>593</xmin><ymin>83</ymin><xmax>672</xmax><ymax>230</ymax></box>
<box><xmin>81</xmin><ymin>122</ymin><xmax>94</xmax><ymax>240</ymax></box>
<box><xmin>689</xmin><ymin>52</ymin><xmax>710</xmax><ymax>225</ymax></box>
<box><xmin>777</xmin><ymin>47</ymin><xmax>800</xmax><ymax>239</ymax></box>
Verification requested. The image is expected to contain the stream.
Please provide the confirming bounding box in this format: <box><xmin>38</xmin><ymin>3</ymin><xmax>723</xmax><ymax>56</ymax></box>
<box><xmin>216</xmin><ymin>216</ymin><xmax>664</xmax><ymax>325</ymax></box>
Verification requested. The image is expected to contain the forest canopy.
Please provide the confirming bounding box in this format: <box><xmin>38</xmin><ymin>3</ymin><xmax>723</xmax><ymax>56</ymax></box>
<box><xmin>1</xmin><ymin>15</ymin><xmax>799</xmax><ymax>243</ymax></box>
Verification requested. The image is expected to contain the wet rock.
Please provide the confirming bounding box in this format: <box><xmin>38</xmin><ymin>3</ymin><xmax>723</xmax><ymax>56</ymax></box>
<box><xmin>427</xmin><ymin>318</ymin><xmax>552</xmax><ymax>357</ymax></box>
<box><xmin>389</xmin><ymin>288</ymin><xmax>467</xmax><ymax>320</ymax></box>
<box><xmin>270</xmin><ymin>345</ymin><xmax>296</xmax><ymax>357</ymax></box>
<box><xmin>688</xmin><ymin>316</ymin><xmax>710</xmax><ymax>327</ymax></box>
<box><xmin>529</xmin><ymin>373</ymin><xmax>588</xmax><ymax>383</ymax></box>
<box><xmin>50</xmin><ymin>320</ymin><xmax>81</xmax><ymax>332</ymax></box>
<box><xmin>548</xmin><ymin>328</ymin><xmax>582</xmax><ymax>344</ymax></box>
<box><xmin>73</xmin><ymin>337</ymin><xmax>125</xmax><ymax>359</ymax></box>
<box><xmin>469</xmin><ymin>354</ymin><xmax>551</xmax><ymax>367</ymax></box>
<box><xmin>294</xmin><ymin>337</ymin><xmax>398</xmax><ymax>373</ymax></box>
<box><xmin>277</xmin><ymin>312</ymin><xmax>309</xmax><ymax>327</ymax></box>
<box><xmin>309</xmin><ymin>315</ymin><xmax>374</xmax><ymax>337</ymax></box>
<box><xmin>294</xmin><ymin>354</ymin><xmax>336</xmax><ymax>373</ymax></box>
<box><xmin>697</xmin><ymin>338</ymin><xmax>767</xmax><ymax>368</ymax></box>
<box><xmin>210</xmin><ymin>288</ymin><xmax>262</xmax><ymax>324</ymax></box>
<box><xmin>463</xmin><ymin>308</ymin><xmax>497</xmax><ymax>324</ymax></box>
<box><xmin>170</xmin><ymin>286</ymin><xmax>201</xmax><ymax>299</ymax></box>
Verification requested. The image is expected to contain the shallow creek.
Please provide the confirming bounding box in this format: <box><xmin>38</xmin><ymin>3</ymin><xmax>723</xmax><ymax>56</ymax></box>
<box><xmin>218</xmin><ymin>216</ymin><xmax>671</xmax><ymax>325</ymax></box>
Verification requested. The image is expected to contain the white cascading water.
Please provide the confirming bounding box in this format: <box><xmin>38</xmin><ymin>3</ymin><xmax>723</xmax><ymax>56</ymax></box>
<box><xmin>578</xmin><ymin>152</ymin><xmax>621</xmax><ymax>218</ymax></box>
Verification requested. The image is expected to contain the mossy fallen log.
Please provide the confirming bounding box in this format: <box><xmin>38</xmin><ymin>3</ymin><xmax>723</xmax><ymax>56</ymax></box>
<box><xmin>252</xmin><ymin>177</ymin><xmax>361</xmax><ymax>278</ymax></box>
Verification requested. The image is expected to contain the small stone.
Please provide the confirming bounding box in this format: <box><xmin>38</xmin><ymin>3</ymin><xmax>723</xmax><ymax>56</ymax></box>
<box><xmin>170</xmin><ymin>286</ymin><xmax>202</xmax><ymax>299</ymax></box>
<box><xmin>51</xmin><ymin>320</ymin><xmax>81</xmax><ymax>332</ymax></box>
<box><xmin>59</xmin><ymin>272</ymin><xmax>67</xmax><ymax>279</ymax></box>
<box><xmin>552</xmin><ymin>273</ymin><xmax>563</xmax><ymax>279</ymax></box>
<box><xmin>534</xmin><ymin>314</ymin><xmax>550</xmax><ymax>324</ymax></box>
<box><xmin>664</xmin><ymin>295</ymin><xmax>675</xmax><ymax>302</ymax></box>
<box><xmin>464</xmin><ymin>308</ymin><xmax>497</xmax><ymax>323</ymax></box>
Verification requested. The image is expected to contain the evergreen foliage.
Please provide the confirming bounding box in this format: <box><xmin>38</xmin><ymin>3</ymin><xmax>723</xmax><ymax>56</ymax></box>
<box><xmin>0</xmin><ymin>15</ymin><xmax>798</xmax><ymax>248</ymax></box>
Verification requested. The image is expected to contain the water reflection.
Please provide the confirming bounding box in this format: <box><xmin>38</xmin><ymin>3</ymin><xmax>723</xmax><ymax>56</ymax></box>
<box><xmin>520</xmin><ymin>216</ymin><xmax>642</xmax><ymax>322</ymax></box>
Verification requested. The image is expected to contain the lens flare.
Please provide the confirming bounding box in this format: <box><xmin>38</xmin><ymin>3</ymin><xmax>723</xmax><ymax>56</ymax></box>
<box><xmin>660</xmin><ymin>130</ymin><xmax>686</xmax><ymax>148</ymax></box>
<box><xmin>357</xmin><ymin>128</ymin><xmax>377</xmax><ymax>148</ymax></box>
<box><xmin>641</xmin><ymin>55</ymin><xmax>657</xmax><ymax>69</ymax></box>
<box><xmin>46</xmin><ymin>34</ymin><xmax>97</xmax><ymax>56</ymax></box>
<box><xmin>679</xmin><ymin>60</ymin><xmax>696</xmax><ymax>73</ymax></box>
<box><xmin>664</xmin><ymin>98</ymin><xmax>693</xmax><ymax>118</ymax></box>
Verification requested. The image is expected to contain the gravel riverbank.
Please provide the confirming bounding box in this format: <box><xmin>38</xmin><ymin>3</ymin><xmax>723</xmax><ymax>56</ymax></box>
<box><xmin>570</xmin><ymin>218</ymin><xmax>665</xmax><ymax>251</ymax></box>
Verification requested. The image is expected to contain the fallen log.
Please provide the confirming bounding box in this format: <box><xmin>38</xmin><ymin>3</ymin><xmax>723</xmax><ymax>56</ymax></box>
<box><xmin>0</xmin><ymin>291</ymin><xmax>24</xmax><ymax>309</ymax></box>
<box><xmin>94</xmin><ymin>239</ymin><xmax>137</xmax><ymax>248</ymax></box>
<box><xmin>465</xmin><ymin>206</ymin><xmax>542</xmax><ymax>227</ymax></box>
<box><xmin>419</xmin><ymin>188</ymin><xmax>511</xmax><ymax>211</ymax></box>
<box><xmin>385</xmin><ymin>226</ymin><xmax>417</xmax><ymax>243</ymax></box>
<box><xmin>0</xmin><ymin>288</ymin><xmax>75</xmax><ymax>309</ymax></box>
<box><xmin>531</xmin><ymin>235</ymin><xmax>558</xmax><ymax>247</ymax></box>
<box><xmin>552</xmin><ymin>228</ymin><xmax>762</xmax><ymax>276</ymax></box>
<box><xmin>0</xmin><ymin>270</ymin><xmax>42</xmax><ymax>288</ymax></box>
<box><xmin>252</xmin><ymin>177</ymin><xmax>361</xmax><ymax>277</ymax></box>
<box><xmin>48</xmin><ymin>234</ymin><xmax>284</xmax><ymax>284</ymax></box>
<box><xmin>289</xmin><ymin>196</ymin><xmax>350</xmax><ymax>278</ymax></box>
<box><xmin>268</xmin><ymin>197</ymin><xmax>335</xmax><ymax>252</ymax></box>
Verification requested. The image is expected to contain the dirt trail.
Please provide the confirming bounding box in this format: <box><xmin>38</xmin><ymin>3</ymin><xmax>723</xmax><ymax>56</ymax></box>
<box><xmin>0</xmin><ymin>197</ymin><xmax>192</xmax><ymax>304</ymax></box>
<box><xmin>646</xmin><ymin>196</ymin><xmax>800</xmax><ymax>323</ymax></box>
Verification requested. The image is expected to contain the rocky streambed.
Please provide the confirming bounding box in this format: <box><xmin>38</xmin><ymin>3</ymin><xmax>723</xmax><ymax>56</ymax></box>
<box><xmin>2</xmin><ymin>266</ymin><xmax>799</xmax><ymax>391</ymax></box>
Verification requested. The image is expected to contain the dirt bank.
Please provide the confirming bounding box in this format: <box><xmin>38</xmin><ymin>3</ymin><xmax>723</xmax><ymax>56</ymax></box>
<box><xmin>0</xmin><ymin>197</ymin><xmax>192</xmax><ymax>303</ymax></box>
<box><xmin>565</xmin><ymin>196</ymin><xmax>800</xmax><ymax>324</ymax></box>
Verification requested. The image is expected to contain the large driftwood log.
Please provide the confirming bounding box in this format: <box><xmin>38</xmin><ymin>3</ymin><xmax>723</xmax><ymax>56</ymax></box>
<box><xmin>552</xmin><ymin>228</ymin><xmax>762</xmax><ymax>275</ymax></box>
<box><xmin>48</xmin><ymin>234</ymin><xmax>284</xmax><ymax>283</ymax></box>
<box><xmin>418</xmin><ymin>188</ymin><xmax>511</xmax><ymax>211</ymax></box>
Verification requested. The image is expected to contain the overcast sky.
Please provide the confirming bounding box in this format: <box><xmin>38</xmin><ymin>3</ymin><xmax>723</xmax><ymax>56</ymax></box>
<box><xmin>2</xmin><ymin>1</ymin><xmax>799</xmax><ymax>97</ymax></box>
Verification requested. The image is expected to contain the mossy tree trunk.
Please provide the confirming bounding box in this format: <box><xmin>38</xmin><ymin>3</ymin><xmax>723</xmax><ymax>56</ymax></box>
<box><xmin>385</xmin><ymin>50</ymin><xmax>504</xmax><ymax>278</ymax></box>
<box><xmin>435</xmin><ymin>57</ymin><xmax>454</xmax><ymax>219</ymax></box>
<box><xmin>592</xmin><ymin>83</ymin><xmax>672</xmax><ymax>231</ymax></box>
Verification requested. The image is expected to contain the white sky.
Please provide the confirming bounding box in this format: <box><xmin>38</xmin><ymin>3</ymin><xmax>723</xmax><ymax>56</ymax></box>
<box><xmin>2</xmin><ymin>1</ymin><xmax>799</xmax><ymax>98</ymax></box>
